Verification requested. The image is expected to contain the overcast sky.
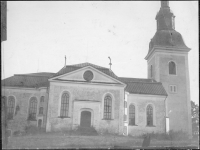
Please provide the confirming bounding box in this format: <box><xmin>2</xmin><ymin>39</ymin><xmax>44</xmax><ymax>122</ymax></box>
<box><xmin>2</xmin><ymin>1</ymin><xmax>198</xmax><ymax>104</ymax></box>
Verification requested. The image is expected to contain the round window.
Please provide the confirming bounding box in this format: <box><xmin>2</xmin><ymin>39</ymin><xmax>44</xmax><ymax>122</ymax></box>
<box><xmin>83</xmin><ymin>70</ymin><xmax>94</xmax><ymax>82</ymax></box>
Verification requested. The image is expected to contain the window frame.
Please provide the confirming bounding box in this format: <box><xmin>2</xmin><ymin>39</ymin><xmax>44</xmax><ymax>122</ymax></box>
<box><xmin>60</xmin><ymin>92</ymin><xmax>70</xmax><ymax>118</ymax></box>
<box><xmin>103</xmin><ymin>95</ymin><xmax>112</xmax><ymax>120</ymax></box>
<box><xmin>146</xmin><ymin>104</ymin><xmax>154</xmax><ymax>126</ymax></box>
<box><xmin>169</xmin><ymin>85</ymin><xmax>177</xmax><ymax>93</ymax></box>
<box><xmin>28</xmin><ymin>97</ymin><xmax>38</xmax><ymax>121</ymax></box>
<box><xmin>168</xmin><ymin>61</ymin><xmax>177</xmax><ymax>75</ymax></box>
<box><xmin>7</xmin><ymin>96</ymin><xmax>15</xmax><ymax>120</ymax></box>
<box><xmin>129</xmin><ymin>104</ymin><xmax>136</xmax><ymax>126</ymax></box>
<box><xmin>150</xmin><ymin>65</ymin><xmax>153</xmax><ymax>78</ymax></box>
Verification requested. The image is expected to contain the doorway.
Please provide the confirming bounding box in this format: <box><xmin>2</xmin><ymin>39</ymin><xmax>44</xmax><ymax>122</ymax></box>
<box><xmin>80</xmin><ymin>111</ymin><xmax>91</xmax><ymax>128</ymax></box>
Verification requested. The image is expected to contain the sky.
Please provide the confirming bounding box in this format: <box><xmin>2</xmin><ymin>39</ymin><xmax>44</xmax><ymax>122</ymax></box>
<box><xmin>1</xmin><ymin>1</ymin><xmax>198</xmax><ymax>104</ymax></box>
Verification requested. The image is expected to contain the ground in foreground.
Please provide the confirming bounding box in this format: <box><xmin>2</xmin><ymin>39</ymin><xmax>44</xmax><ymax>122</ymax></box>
<box><xmin>5</xmin><ymin>132</ymin><xmax>199</xmax><ymax>149</ymax></box>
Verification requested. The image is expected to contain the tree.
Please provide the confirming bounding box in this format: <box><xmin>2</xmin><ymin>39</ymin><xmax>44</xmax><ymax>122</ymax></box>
<box><xmin>191</xmin><ymin>101</ymin><xmax>199</xmax><ymax>137</ymax></box>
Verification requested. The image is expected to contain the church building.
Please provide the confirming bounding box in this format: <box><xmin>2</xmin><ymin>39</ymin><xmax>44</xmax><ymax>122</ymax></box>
<box><xmin>1</xmin><ymin>1</ymin><xmax>192</xmax><ymax>136</ymax></box>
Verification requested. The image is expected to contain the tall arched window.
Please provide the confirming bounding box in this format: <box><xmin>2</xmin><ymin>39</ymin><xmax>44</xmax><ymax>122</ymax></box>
<box><xmin>129</xmin><ymin>104</ymin><xmax>135</xmax><ymax>125</ymax></box>
<box><xmin>60</xmin><ymin>92</ymin><xmax>69</xmax><ymax>117</ymax></box>
<box><xmin>28</xmin><ymin>97</ymin><xmax>37</xmax><ymax>120</ymax></box>
<box><xmin>104</xmin><ymin>95</ymin><xmax>112</xmax><ymax>120</ymax></box>
<box><xmin>169</xmin><ymin>61</ymin><xmax>176</xmax><ymax>75</ymax></box>
<box><xmin>40</xmin><ymin>96</ymin><xmax>44</xmax><ymax>103</ymax></box>
<box><xmin>147</xmin><ymin>105</ymin><xmax>153</xmax><ymax>126</ymax></box>
<box><xmin>150</xmin><ymin>65</ymin><xmax>153</xmax><ymax>78</ymax></box>
<box><xmin>7</xmin><ymin>96</ymin><xmax>15</xmax><ymax>120</ymax></box>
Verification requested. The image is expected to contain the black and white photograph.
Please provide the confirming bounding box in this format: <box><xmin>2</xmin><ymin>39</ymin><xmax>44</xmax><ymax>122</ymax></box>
<box><xmin>1</xmin><ymin>1</ymin><xmax>199</xmax><ymax>149</ymax></box>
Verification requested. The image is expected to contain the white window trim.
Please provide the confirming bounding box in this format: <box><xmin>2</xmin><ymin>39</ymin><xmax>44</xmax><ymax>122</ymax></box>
<box><xmin>102</xmin><ymin>92</ymin><xmax>115</xmax><ymax>120</ymax></box>
<box><xmin>27</xmin><ymin>96</ymin><xmax>39</xmax><ymax>120</ymax></box>
<box><xmin>128</xmin><ymin>103</ymin><xmax>138</xmax><ymax>126</ymax></box>
<box><xmin>145</xmin><ymin>103</ymin><xmax>156</xmax><ymax>126</ymax></box>
<box><xmin>58</xmin><ymin>90</ymin><xmax>71</xmax><ymax>118</ymax></box>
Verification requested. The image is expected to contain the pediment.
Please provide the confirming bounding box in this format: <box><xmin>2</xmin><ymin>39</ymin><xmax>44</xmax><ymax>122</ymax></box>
<box><xmin>50</xmin><ymin>66</ymin><xmax>124</xmax><ymax>85</ymax></box>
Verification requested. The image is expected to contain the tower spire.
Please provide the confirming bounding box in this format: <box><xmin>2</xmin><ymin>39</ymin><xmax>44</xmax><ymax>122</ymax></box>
<box><xmin>161</xmin><ymin>1</ymin><xmax>169</xmax><ymax>8</ymax></box>
<box><xmin>156</xmin><ymin>1</ymin><xmax>175</xmax><ymax>31</ymax></box>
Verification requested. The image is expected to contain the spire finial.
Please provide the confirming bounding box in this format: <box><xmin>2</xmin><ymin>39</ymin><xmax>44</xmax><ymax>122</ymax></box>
<box><xmin>108</xmin><ymin>57</ymin><xmax>112</xmax><ymax>70</ymax></box>
<box><xmin>161</xmin><ymin>1</ymin><xmax>169</xmax><ymax>8</ymax></box>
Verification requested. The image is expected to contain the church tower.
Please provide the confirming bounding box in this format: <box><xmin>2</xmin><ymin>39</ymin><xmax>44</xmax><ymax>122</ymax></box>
<box><xmin>145</xmin><ymin>1</ymin><xmax>192</xmax><ymax>136</ymax></box>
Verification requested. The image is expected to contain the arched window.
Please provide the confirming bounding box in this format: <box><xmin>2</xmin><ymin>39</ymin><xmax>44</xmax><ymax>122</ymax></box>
<box><xmin>147</xmin><ymin>105</ymin><xmax>153</xmax><ymax>126</ymax></box>
<box><xmin>7</xmin><ymin>96</ymin><xmax>15</xmax><ymax>120</ymax></box>
<box><xmin>28</xmin><ymin>97</ymin><xmax>37</xmax><ymax>120</ymax></box>
<box><xmin>40</xmin><ymin>96</ymin><xmax>44</xmax><ymax>103</ymax></box>
<box><xmin>129</xmin><ymin>104</ymin><xmax>135</xmax><ymax>125</ymax></box>
<box><xmin>60</xmin><ymin>93</ymin><xmax>69</xmax><ymax>117</ymax></box>
<box><xmin>104</xmin><ymin>95</ymin><xmax>112</xmax><ymax>120</ymax></box>
<box><xmin>2</xmin><ymin>96</ymin><xmax>7</xmax><ymax>113</ymax></box>
<box><xmin>150</xmin><ymin>65</ymin><xmax>153</xmax><ymax>78</ymax></box>
<box><xmin>169</xmin><ymin>61</ymin><xmax>176</xmax><ymax>75</ymax></box>
<box><xmin>39</xmin><ymin>107</ymin><xmax>43</xmax><ymax>115</ymax></box>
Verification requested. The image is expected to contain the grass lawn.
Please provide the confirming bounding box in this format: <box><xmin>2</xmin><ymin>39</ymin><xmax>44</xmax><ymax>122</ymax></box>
<box><xmin>5</xmin><ymin>132</ymin><xmax>199</xmax><ymax>149</ymax></box>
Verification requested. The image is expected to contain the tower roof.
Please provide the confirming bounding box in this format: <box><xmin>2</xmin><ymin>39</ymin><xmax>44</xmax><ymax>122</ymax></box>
<box><xmin>145</xmin><ymin>1</ymin><xmax>190</xmax><ymax>59</ymax></box>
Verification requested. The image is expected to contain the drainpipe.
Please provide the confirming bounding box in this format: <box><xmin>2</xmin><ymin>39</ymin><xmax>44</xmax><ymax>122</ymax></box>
<box><xmin>45</xmin><ymin>85</ymin><xmax>50</xmax><ymax>132</ymax></box>
<box><xmin>164</xmin><ymin>96</ymin><xmax>168</xmax><ymax>133</ymax></box>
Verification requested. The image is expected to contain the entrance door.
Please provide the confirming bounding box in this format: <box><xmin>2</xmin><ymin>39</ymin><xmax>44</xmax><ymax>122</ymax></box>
<box><xmin>80</xmin><ymin>111</ymin><xmax>91</xmax><ymax>127</ymax></box>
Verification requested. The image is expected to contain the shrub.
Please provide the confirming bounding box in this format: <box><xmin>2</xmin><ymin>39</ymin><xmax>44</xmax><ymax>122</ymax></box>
<box><xmin>24</xmin><ymin>125</ymin><xmax>45</xmax><ymax>135</ymax></box>
<box><xmin>168</xmin><ymin>130</ymin><xmax>189</xmax><ymax>141</ymax></box>
<box><xmin>142</xmin><ymin>130</ymin><xmax>189</xmax><ymax>141</ymax></box>
<box><xmin>74</xmin><ymin>126</ymin><xmax>98</xmax><ymax>136</ymax></box>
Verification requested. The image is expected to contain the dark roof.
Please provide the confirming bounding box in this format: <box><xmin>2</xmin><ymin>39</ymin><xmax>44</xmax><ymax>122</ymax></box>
<box><xmin>118</xmin><ymin>77</ymin><xmax>157</xmax><ymax>83</ymax></box>
<box><xmin>118</xmin><ymin>77</ymin><xmax>167</xmax><ymax>96</ymax></box>
<box><xmin>18</xmin><ymin>72</ymin><xmax>55</xmax><ymax>77</ymax></box>
<box><xmin>147</xmin><ymin>30</ymin><xmax>189</xmax><ymax>56</ymax></box>
<box><xmin>125</xmin><ymin>82</ymin><xmax>167</xmax><ymax>96</ymax></box>
<box><xmin>1</xmin><ymin>72</ymin><xmax>54</xmax><ymax>88</ymax></box>
<box><xmin>52</xmin><ymin>62</ymin><xmax>118</xmax><ymax>79</ymax></box>
<box><xmin>2</xmin><ymin>63</ymin><xmax>167</xmax><ymax>96</ymax></box>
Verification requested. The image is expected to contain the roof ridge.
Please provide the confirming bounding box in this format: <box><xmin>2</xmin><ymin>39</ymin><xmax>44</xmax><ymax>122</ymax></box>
<box><xmin>67</xmin><ymin>62</ymin><xmax>109</xmax><ymax>69</ymax></box>
<box><xmin>119</xmin><ymin>77</ymin><xmax>153</xmax><ymax>80</ymax></box>
<box><xmin>14</xmin><ymin>74</ymin><xmax>52</xmax><ymax>77</ymax></box>
<box><xmin>126</xmin><ymin>81</ymin><xmax>162</xmax><ymax>84</ymax></box>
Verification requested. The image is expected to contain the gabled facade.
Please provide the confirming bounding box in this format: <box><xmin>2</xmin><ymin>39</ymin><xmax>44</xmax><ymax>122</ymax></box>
<box><xmin>46</xmin><ymin>64</ymin><xmax>126</xmax><ymax>134</ymax></box>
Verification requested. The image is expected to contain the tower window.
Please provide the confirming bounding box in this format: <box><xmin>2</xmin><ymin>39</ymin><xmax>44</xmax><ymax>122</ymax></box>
<box><xmin>169</xmin><ymin>61</ymin><xmax>176</xmax><ymax>75</ymax></box>
<box><xmin>150</xmin><ymin>65</ymin><xmax>153</xmax><ymax>78</ymax></box>
<box><xmin>169</xmin><ymin>85</ymin><xmax>177</xmax><ymax>93</ymax></box>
